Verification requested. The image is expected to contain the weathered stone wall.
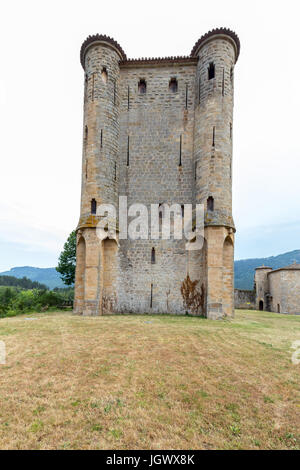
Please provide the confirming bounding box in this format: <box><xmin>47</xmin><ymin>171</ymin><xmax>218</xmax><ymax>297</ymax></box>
<box><xmin>254</xmin><ymin>267</ymin><xmax>272</xmax><ymax>310</ymax></box>
<box><xmin>234</xmin><ymin>289</ymin><xmax>255</xmax><ymax>309</ymax></box>
<box><xmin>194</xmin><ymin>38</ymin><xmax>235</xmax><ymax>229</ymax></box>
<box><xmin>81</xmin><ymin>43</ymin><xmax>120</xmax><ymax>216</ymax></box>
<box><xmin>205</xmin><ymin>226</ymin><xmax>234</xmax><ymax>319</ymax></box>
<box><xmin>116</xmin><ymin>62</ymin><xmax>199</xmax><ymax>314</ymax></box>
<box><xmin>268</xmin><ymin>270</ymin><xmax>300</xmax><ymax>315</ymax></box>
<box><xmin>193</xmin><ymin>36</ymin><xmax>237</xmax><ymax>319</ymax></box>
<box><xmin>74</xmin><ymin>31</ymin><xmax>238</xmax><ymax>318</ymax></box>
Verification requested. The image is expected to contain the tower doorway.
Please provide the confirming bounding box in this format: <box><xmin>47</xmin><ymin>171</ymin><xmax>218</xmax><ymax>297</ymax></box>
<box><xmin>259</xmin><ymin>300</ymin><xmax>264</xmax><ymax>311</ymax></box>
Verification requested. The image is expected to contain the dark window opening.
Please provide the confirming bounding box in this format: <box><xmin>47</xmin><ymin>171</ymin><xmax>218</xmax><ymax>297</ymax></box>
<box><xmin>91</xmin><ymin>198</ymin><xmax>97</xmax><ymax>215</ymax></box>
<box><xmin>100</xmin><ymin>129</ymin><xmax>103</xmax><ymax>148</ymax></box>
<box><xmin>277</xmin><ymin>304</ymin><xmax>280</xmax><ymax>313</ymax></box>
<box><xmin>212</xmin><ymin>126</ymin><xmax>215</xmax><ymax>147</ymax></box>
<box><xmin>207</xmin><ymin>196</ymin><xmax>214</xmax><ymax>212</ymax></box>
<box><xmin>85</xmin><ymin>125</ymin><xmax>88</xmax><ymax>142</ymax></box>
<box><xmin>101</xmin><ymin>67</ymin><xmax>108</xmax><ymax>84</ymax></box>
<box><xmin>208</xmin><ymin>62</ymin><xmax>215</xmax><ymax>80</ymax></box>
<box><xmin>150</xmin><ymin>283</ymin><xmax>153</xmax><ymax>308</ymax></box>
<box><xmin>222</xmin><ymin>68</ymin><xmax>225</xmax><ymax>96</ymax></box>
<box><xmin>230</xmin><ymin>66</ymin><xmax>234</xmax><ymax>83</ymax></box>
<box><xmin>181</xmin><ymin>205</ymin><xmax>184</xmax><ymax>217</ymax></box>
<box><xmin>114</xmin><ymin>162</ymin><xmax>117</xmax><ymax>181</ymax></box>
<box><xmin>169</xmin><ymin>78</ymin><xmax>178</xmax><ymax>93</ymax></box>
<box><xmin>151</xmin><ymin>247</ymin><xmax>156</xmax><ymax>264</ymax></box>
<box><xmin>259</xmin><ymin>300</ymin><xmax>264</xmax><ymax>311</ymax></box>
<box><xmin>138</xmin><ymin>79</ymin><xmax>146</xmax><ymax>94</ymax></box>
<box><xmin>230</xmin><ymin>123</ymin><xmax>232</xmax><ymax>139</ymax></box>
<box><xmin>159</xmin><ymin>203</ymin><xmax>163</xmax><ymax>221</ymax></box>
<box><xmin>179</xmin><ymin>135</ymin><xmax>182</xmax><ymax>166</ymax></box>
<box><xmin>185</xmin><ymin>84</ymin><xmax>188</xmax><ymax>109</ymax></box>
<box><xmin>84</xmin><ymin>74</ymin><xmax>88</xmax><ymax>100</ymax></box>
<box><xmin>127</xmin><ymin>136</ymin><xmax>130</xmax><ymax>166</ymax></box>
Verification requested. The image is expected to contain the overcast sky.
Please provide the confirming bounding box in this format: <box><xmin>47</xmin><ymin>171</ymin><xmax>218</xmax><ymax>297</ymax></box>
<box><xmin>0</xmin><ymin>0</ymin><xmax>299</xmax><ymax>271</ymax></box>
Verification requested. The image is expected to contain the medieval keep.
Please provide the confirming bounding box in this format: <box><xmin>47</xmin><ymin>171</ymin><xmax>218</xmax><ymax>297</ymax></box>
<box><xmin>74</xmin><ymin>28</ymin><xmax>240</xmax><ymax>319</ymax></box>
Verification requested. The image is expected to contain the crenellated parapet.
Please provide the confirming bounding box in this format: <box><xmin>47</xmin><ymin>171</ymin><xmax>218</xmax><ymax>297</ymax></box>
<box><xmin>80</xmin><ymin>34</ymin><xmax>126</xmax><ymax>69</ymax></box>
<box><xmin>191</xmin><ymin>28</ymin><xmax>240</xmax><ymax>62</ymax></box>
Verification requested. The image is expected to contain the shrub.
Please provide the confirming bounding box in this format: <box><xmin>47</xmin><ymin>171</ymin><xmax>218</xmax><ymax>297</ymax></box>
<box><xmin>0</xmin><ymin>288</ymin><xmax>67</xmax><ymax>318</ymax></box>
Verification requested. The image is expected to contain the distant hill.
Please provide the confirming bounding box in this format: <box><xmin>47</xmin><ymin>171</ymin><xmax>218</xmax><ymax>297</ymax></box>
<box><xmin>1</xmin><ymin>250</ymin><xmax>300</xmax><ymax>291</ymax></box>
<box><xmin>234</xmin><ymin>250</ymin><xmax>300</xmax><ymax>290</ymax></box>
<box><xmin>0</xmin><ymin>275</ymin><xmax>47</xmax><ymax>290</ymax></box>
<box><xmin>0</xmin><ymin>267</ymin><xmax>65</xmax><ymax>290</ymax></box>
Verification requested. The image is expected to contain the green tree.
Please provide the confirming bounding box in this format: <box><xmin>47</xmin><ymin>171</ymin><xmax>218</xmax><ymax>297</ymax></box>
<box><xmin>56</xmin><ymin>230</ymin><xmax>76</xmax><ymax>286</ymax></box>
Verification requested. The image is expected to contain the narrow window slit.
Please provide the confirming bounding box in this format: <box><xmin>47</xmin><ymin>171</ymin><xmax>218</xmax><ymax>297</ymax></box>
<box><xmin>169</xmin><ymin>78</ymin><xmax>178</xmax><ymax>93</ymax></box>
<box><xmin>150</xmin><ymin>283</ymin><xmax>153</xmax><ymax>308</ymax></box>
<box><xmin>185</xmin><ymin>84</ymin><xmax>188</xmax><ymax>109</ymax></box>
<box><xmin>101</xmin><ymin>67</ymin><xmax>108</xmax><ymax>84</ymax></box>
<box><xmin>179</xmin><ymin>135</ymin><xmax>182</xmax><ymax>166</ymax></box>
<box><xmin>159</xmin><ymin>203</ymin><xmax>163</xmax><ymax>221</ymax></box>
<box><xmin>127</xmin><ymin>136</ymin><xmax>130</xmax><ymax>166</ymax></box>
<box><xmin>84</xmin><ymin>73</ymin><xmax>89</xmax><ymax>101</ymax></box>
<box><xmin>91</xmin><ymin>198</ymin><xmax>97</xmax><ymax>215</ymax></box>
<box><xmin>114</xmin><ymin>162</ymin><xmax>117</xmax><ymax>181</ymax></box>
<box><xmin>222</xmin><ymin>68</ymin><xmax>225</xmax><ymax>96</ymax></box>
<box><xmin>207</xmin><ymin>196</ymin><xmax>214</xmax><ymax>212</ymax></box>
<box><xmin>100</xmin><ymin>129</ymin><xmax>103</xmax><ymax>148</ymax></box>
<box><xmin>212</xmin><ymin>127</ymin><xmax>215</xmax><ymax>147</ymax></box>
<box><xmin>151</xmin><ymin>248</ymin><xmax>156</xmax><ymax>264</ymax></box>
<box><xmin>208</xmin><ymin>62</ymin><xmax>215</xmax><ymax>80</ymax></box>
<box><xmin>84</xmin><ymin>73</ymin><xmax>88</xmax><ymax>98</ymax></box>
<box><xmin>138</xmin><ymin>79</ymin><xmax>146</xmax><ymax>94</ymax></box>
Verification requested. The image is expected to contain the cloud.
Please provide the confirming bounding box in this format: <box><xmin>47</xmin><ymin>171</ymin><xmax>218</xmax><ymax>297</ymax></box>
<box><xmin>0</xmin><ymin>202</ymin><xmax>67</xmax><ymax>264</ymax></box>
<box><xmin>235</xmin><ymin>220</ymin><xmax>300</xmax><ymax>260</ymax></box>
<box><xmin>0</xmin><ymin>0</ymin><xmax>299</xmax><ymax>269</ymax></box>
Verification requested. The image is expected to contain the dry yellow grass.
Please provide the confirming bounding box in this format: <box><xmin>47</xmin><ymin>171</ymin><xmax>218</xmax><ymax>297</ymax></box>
<box><xmin>0</xmin><ymin>310</ymin><xmax>299</xmax><ymax>450</ymax></box>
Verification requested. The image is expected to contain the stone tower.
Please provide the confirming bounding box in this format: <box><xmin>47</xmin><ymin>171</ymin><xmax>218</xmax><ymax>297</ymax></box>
<box><xmin>255</xmin><ymin>266</ymin><xmax>273</xmax><ymax>312</ymax></box>
<box><xmin>74</xmin><ymin>28</ymin><xmax>240</xmax><ymax>319</ymax></box>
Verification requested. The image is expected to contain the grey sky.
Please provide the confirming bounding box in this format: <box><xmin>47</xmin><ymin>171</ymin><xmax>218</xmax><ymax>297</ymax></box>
<box><xmin>0</xmin><ymin>0</ymin><xmax>299</xmax><ymax>271</ymax></box>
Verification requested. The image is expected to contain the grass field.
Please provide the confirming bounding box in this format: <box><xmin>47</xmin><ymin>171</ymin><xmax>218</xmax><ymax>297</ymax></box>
<box><xmin>0</xmin><ymin>310</ymin><xmax>299</xmax><ymax>450</ymax></box>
